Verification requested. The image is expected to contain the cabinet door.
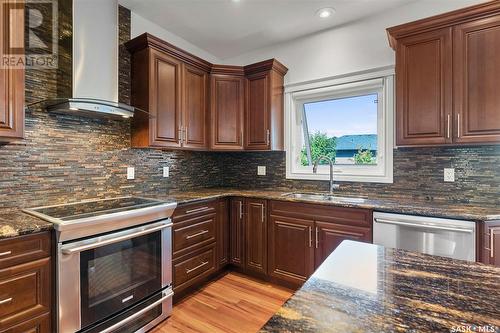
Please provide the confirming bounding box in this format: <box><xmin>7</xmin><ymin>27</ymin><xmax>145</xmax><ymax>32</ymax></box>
<box><xmin>395</xmin><ymin>27</ymin><xmax>452</xmax><ymax>146</ymax></box>
<box><xmin>229</xmin><ymin>198</ymin><xmax>244</xmax><ymax>267</ymax></box>
<box><xmin>217</xmin><ymin>199</ymin><xmax>229</xmax><ymax>268</ymax></box>
<box><xmin>245</xmin><ymin>72</ymin><xmax>269</xmax><ymax>150</ymax></box>
<box><xmin>149</xmin><ymin>49</ymin><xmax>182</xmax><ymax>148</ymax></box>
<box><xmin>484</xmin><ymin>223</ymin><xmax>500</xmax><ymax>267</ymax></box>
<box><xmin>245</xmin><ymin>199</ymin><xmax>267</xmax><ymax>275</ymax></box>
<box><xmin>182</xmin><ymin>64</ymin><xmax>208</xmax><ymax>149</ymax></box>
<box><xmin>0</xmin><ymin>1</ymin><xmax>24</xmax><ymax>141</ymax></box>
<box><xmin>210</xmin><ymin>75</ymin><xmax>244</xmax><ymax>150</ymax></box>
<box><xmin>268</xmin><ymin>215</ymin><xmax>314</xmax><ymax>286</ymax></box>
<box><xmin>314</xmin><ymin>222</ymin><xmax>371</xmax><ymax>268</ymax></box>
<box><xmin>453</xmin><ymin>17</ymin><xmax>500</xmax><ymax>144</ymax></box>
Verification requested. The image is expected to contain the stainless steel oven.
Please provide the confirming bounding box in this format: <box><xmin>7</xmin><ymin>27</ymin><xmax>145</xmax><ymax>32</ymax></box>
<box><xmin>24</xmin><ymin>197</ymin><xmax>177</xmax><ymax>333</ymax></box>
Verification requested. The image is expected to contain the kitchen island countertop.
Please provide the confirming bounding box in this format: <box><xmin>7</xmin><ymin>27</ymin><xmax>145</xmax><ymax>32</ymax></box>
<box><xmin>260</xmin><ymin>240</ymin><xmax>500</xmax><ymax>333</ymax></box>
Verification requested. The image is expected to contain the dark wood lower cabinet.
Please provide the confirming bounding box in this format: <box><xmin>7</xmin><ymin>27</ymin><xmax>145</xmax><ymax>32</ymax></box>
<box><xmin>229</xmin><ymin>198</ymin><xmax>245</xmax><ymax>267</ymax></box>
<box><xmin>268</xmin><ymin>215</ymin><xmax>315</xmax><ymax>286</ymax></box>
<box><xmin>314</xmin><ymin>222</ymin><xmax>372</xmax><ymax>268</ymax></box>
<box><xmin>217</xmin><ymin>199</ymin><xmax>230</xmax><ymax>268</ymax></box>
<box><xmin>245</xmin><ymin>199</ymin><xmax>267</xmax><ymax>276</ymax></box>
<box><xmin>481</xmin><ymin>221</ymin><xmax>500</xmax><ymax>267</ymax></box>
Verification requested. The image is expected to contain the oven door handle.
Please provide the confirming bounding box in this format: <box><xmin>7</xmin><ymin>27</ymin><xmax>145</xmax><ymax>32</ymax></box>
<box><xmin>100</xmin><ymin>289</ymin><xmax>174</xmax><ymax>333</ymax></box>
<box><xmin>374</xmin><ymin>218</ymin><xmax>474</xmax><ymax>233</ymax></box>
<box><xmin>61</xmin><ymin>222</ymin><xmax>171</xmax><ymax>255</ymax></box>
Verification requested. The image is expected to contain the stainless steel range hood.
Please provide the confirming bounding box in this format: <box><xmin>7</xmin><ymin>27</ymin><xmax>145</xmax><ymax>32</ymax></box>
<box><xmin>31</xmin><ymin>0</ymin><xmax>137</xmax><ymax>119</ymax></box>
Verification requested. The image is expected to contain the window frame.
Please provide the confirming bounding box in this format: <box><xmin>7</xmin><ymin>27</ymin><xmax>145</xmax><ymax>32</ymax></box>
<box><xmin>284</xmin><ymin>67</ymin><xmax>394</xmax><ymax>183</ymax></box>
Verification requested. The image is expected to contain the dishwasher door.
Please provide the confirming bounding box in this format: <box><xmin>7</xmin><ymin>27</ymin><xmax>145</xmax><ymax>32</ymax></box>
<box><xmin>373</xmin><ymin>212</ymin><xmax>476</xmax><ymax>261</ymax></box>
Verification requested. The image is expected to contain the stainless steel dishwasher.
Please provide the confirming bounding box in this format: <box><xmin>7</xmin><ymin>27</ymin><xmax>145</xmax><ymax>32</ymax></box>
<box><xmin>373</xmin><ymin>212</ymin><xmax>476</xmax><ymax>261</ymax></box>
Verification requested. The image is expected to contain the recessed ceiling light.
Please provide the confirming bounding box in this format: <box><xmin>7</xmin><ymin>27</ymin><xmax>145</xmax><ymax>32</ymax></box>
<box><xmin>316</xmin><ymin>7</ymin><xmax>335</xmax><ymax>19</ymax></box>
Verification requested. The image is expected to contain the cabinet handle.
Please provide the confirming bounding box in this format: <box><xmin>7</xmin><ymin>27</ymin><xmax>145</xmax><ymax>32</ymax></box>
<box><xmin>491</xmin><ymin>232</ymin><xmax>495</xmax><ymax>258</ymax></box>
<box><xmin>239</xmin><ymin>201</ymin><xmax>243</xmax><ymax>220</ymax></box>
<box><xmin>185</xmin><ymin>206</ymin><xmax>210</xmax><ymax>214</ymax></box>
<box><xmin>315</xmin><ymin>227</ymin><xmax>319</xmax><ymax>249</ymax></box>
<box><xmin>260</xmin><ymin>204</ymin><xmax>265</xmax><ymax>223</ymax></box>
<box><xmin>0</xmin><ymin>297</ymin><xmax>12</xmax><ymax>305</ymax></box>
<box><xmin>266</xmin><ymin>129</ymin><xmax>270</xmax><ymax>145</ymax></box>
<box><xmin>457</xmin><ymin>114</ymin><xmax>461</xmax><ymax>138</ymax></box>
<box><xmin>184</xmin><ymin>126</ymin><xmax>188</xmax><ymax>143</ymax></box>
<box><xmin>446</xmin><ymin>114</ymin><xmax>450</xmax><ymax>139</ymax></box>
<box><xmin>186</xmin><ymin>261</ymin><xmax>208</xmax><ymax>274</ymax></box>
<box><xmin>186</xmin><ymin>230</ymin><xmax>209</xmax><ymax>239</ymax></box>
<box><xmin>0</xmin><ymin>251</ymin><xmax>12</xmax><ymax>257</ymax></box>
<box><xmin>178</xmin><ymin>127</ymin><xmax>183</xmax><ymax>144</ymax></box>
<box><xmin>308</xmin><ymin>226</ymin><xmax>312</xmax><ymax>248</ymax></box>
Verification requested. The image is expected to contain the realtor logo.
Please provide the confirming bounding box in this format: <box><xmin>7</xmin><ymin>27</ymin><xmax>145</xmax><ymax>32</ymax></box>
<box><xmin>1</xmin><ymin>0</ymin><xmax>58</xmax><ymax>68</ymax></box>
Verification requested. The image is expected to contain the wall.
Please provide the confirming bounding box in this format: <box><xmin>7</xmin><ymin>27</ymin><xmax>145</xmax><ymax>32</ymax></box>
<box><xmin>130</xmin><ymin>11</ymin><xmax>221</xmax><ymax>64</ymax></box>
<box><xmin>0</xmin><ymin>5</ymin><xmax>223</xmax><ymax>210</ymax></box>
<box><xmin>223</xmin><ymin>0</ymin><xmax>485</xmax><ymax>84</ymax></box>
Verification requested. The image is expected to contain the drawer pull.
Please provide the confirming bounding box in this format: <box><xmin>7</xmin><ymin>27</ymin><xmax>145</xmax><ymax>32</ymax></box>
<box><xmin>0</xmin><ymin>251</ymin><xmax>12</xmax><ymax>257</ymax></box>
<box><xmin>186</xmin><ymin>230</ymin><xmax>209</xmax><ymax>239</ymax></box>
<box><xmin>186</xmin><ymin>261</ymin><xmax>209</xmax><ymax>274</ymax></box>
<box><xmin>0</xmin><ymin>297</ymin><xmax>12</xmax><ymax>305</ymax></box>
<box><xmin>185</xmin><ymin>207</ymin><xmax>210</xmax><ymax>214</ymax></box>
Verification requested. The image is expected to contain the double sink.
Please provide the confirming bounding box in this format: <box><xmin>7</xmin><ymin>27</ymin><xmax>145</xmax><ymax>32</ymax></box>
<box><xmin>282</xmin><ymin>192</ymin><xmax>366</xmax><ymax>204</ymax></box>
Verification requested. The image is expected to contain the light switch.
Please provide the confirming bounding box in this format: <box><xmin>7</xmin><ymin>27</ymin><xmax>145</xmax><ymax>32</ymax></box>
<box><xmin>444</xmin><ymin>168</ymin><xmax>455</xmax><ymax>182</ymax></box>
<box><xmin>257</xmin><ymin>166</ymin><xmax>266</xmax><ymax>176</ymax></box>
<box><xmin>163</xmin><ymin>166</ymin><xmax>170</xmax><ymax>178</ymax></box>
<box><xmin>127</xmin><ymin>167</ymin><xmax>135</xmax><ymax>180</ymax></box>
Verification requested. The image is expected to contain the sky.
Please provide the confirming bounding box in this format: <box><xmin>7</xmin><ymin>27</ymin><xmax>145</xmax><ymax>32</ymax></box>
<box><xmin>304</xmin><ymin>93</ymin><xmax>378</xmax><ymax>138</ymax></box>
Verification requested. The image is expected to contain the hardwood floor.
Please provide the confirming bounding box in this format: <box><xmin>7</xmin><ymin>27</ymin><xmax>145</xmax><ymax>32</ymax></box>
<box><xmin>152</xmin><ymin>272</ymin><xmax>294</xmax><ymax>333</ymax></box>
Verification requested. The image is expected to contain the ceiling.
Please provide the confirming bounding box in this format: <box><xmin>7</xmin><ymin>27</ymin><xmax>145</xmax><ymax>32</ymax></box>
<box><xmin>118</xmin><ymin>0</ymin><xmax>414</xmax><ymax>60</ymax></box>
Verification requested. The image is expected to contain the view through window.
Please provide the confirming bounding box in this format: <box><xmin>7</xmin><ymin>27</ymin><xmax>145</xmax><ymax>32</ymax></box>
<box><xmin>301</xmin><ymin>94</ymin><xmax>378</xmax><ymax>166</ymax></box>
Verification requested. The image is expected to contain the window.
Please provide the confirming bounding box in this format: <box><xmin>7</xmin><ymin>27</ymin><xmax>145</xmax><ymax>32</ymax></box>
<box><xmin>285</xmin><ymin>68</ymin><xmax>394</xmax><ymax>183</ymax></box>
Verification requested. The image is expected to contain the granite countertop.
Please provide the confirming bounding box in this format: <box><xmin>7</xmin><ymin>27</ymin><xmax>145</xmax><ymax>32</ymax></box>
<box><xmin>260</xmin><ymin>240</ymin><xmax>500</xmax><ymax>333</ymax></box>
<box><xmin>1</xmin><ymin>188</ymin><xmax>499</xmax><ymax>240</ymax></box>
<box><xmin>0</xmin><ymin>208</ymin><xmax>53</xmax><ymax>239</ymax></box>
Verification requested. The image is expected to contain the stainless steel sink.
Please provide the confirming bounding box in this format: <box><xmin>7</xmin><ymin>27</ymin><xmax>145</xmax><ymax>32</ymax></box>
<box><xmin>282</xmin><ymin>192</ymin><xmax>366</xmax><ymax>203</ymax></box>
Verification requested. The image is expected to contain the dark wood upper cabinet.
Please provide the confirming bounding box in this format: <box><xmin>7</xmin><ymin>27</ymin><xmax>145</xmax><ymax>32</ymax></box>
<box><xmin>127</xmin><ymin>33</ymin><xmax>288</xmax><ymax>151</ymax></box>
<box><xmin>453</xmin><ymin>16</ymin><xmax>500</xmax><ymax>144</ymax></box>
<box><xmin>244</xmin><ymin>60</ymin><xmax>287</xmax><ymax>151</ymax></box>
<box><xmin>183</xmin><ymin>64</ymin><xmax>208</xmax><ymax>149</ymax></box>
<box><xmin>394</xmin><ymin>28</ymin><xmax>452</xmax><ymax>146</ymax></box>
<box><xmin>388</xmin><ymin>1</ymin><xmax>500</xmax><ymax>147</ymax></box>
<box><xmin>209</xmin><ymin>68</ymin><xmax>245</xmax><ymax>150</ymax></box>
<box><xmin>245</xmin><ymin>198</ymin><xmax>267</xmax><ymax>276</ymax></box>
<box><xmin>229</xmin><ymin>197</ymin><xmax>245</xmax><ymax>267</ymax></box>
<box><xmin>0</xmin><ymin>1</ymin><xmax>24</xmax><ymax>142</ymax></box>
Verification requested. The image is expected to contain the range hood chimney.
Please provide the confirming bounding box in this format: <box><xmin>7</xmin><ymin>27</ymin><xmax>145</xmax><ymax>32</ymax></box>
<box><xmin>34</xmin><ymin>0</ymin><xmax>136</xmax><ymax>119</ymax></box>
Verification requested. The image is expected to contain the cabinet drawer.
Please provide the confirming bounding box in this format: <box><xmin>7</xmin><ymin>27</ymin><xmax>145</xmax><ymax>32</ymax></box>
<box><xmin>173</xmin><ymin>200</ymin><xmax>217</xmax><ymax>222</ymax></box>
<box><xmin>0</xmin><ymin>312</ymin><xmax>51</xmax><ymax>333</ymax></box>
<box><xmin>173</xmin><ymin>244</ymin><xmax>216</xmax><ymax>292</ymax></box>
<box><xmin>173</xmin><ymin>214</ymin><xmax>216</xmax><ymax>256</ymax></box>
<box><xmin>0</xmin><ymin>232</ymin><xmax>51</xmax><ymax>269</ymax></box>
<box><xmin>0</xmin><ymin>257</ymin><xmax>51</xmax><ymax>329</ymax></box>
<box><xmin>270</xmin><ymin>200</ymin><xmax>372</xmax><ymax>228</ymax></box>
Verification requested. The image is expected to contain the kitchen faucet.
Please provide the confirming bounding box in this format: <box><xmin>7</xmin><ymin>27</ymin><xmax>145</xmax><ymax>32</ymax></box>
<box><xmin>312</xmin><ymin>155</ymin><xmax>340</xmax><ymax>194</ymax></box>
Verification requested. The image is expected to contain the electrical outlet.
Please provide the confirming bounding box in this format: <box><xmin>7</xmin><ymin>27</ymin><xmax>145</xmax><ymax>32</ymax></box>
<box><xmin>444</xmin><ymin>168</ymin><xmax>455</xmax><ymax>182</ymax></box>
<box><xmin>163</xmin><ymin>166</ymin><xmax>169</xmax><ymax>178</ymax></box>
<box><xmin>127</xmin><ymin>167</ymin><xmax>135</xmax><ymax>180</ymax></box>
<box><xmin>257</xmin><ymin>166</ymin><xmax>266</xmax><ymax>176</ymax></box>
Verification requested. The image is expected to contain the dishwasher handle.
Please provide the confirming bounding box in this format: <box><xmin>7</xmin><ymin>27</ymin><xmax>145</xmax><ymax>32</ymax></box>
<box><xmin>374</xmin><ymin>218</ymin><xmax>474</xmax><ymax>233</ymax></box>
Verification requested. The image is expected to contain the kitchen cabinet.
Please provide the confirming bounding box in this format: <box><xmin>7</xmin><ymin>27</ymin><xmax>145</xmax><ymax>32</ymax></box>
<box><xmin>217</xmin><ymin>199</ymin><xmax>229</xmax><ymax>268</ymax></box>
<box><xmin>229</xmin><ymin>197</ymin><xmax>245</xmax><ymax>267</ymax></box>
<box><xmin>0</xmin><ymin>232</ymin><xmax>52</xmax><ymax>332</ymax></box>
<box><xmin>387</xmin><ymin>1</ymin><xmax>500</xmax><ymax>146</ymax></box>
<box><xmin>268</xmin><ymin>214</ymin><xmax>315</xmax><ymax>287</ymax></box>
<box><xmin>244</xmin><ymin>60</ymin><xmax>287</xmax><ymax>151</ymax></box>
<box><xmin>482</xmin><ymin>221</ymin><xmax>500</xmax><ymax>267</ymax></box>
<box><xmin>0</xmin><ymin>0</ymin><xmax>24</xmax><ymax>141</ymax></box>
<box><xmin>127</xmin><ymin>34</ymin><xmax>210</xmax><ymax>150</ymax></box>
<box><xmin>245</xmin><ymin>198</ymin><xmax>267</xmax><ymax>276</ymax></box>
<box><xmin>209</xmin><ymin>69</ymin><xmax>245</xmax><ymax>150</ymax></box>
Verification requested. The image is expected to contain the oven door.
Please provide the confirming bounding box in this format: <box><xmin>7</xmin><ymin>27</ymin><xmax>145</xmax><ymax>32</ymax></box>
<box><xmin>58</xmin><ymin>220</ymin><xmax>172</xmax><ymax>333</ymax></box>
